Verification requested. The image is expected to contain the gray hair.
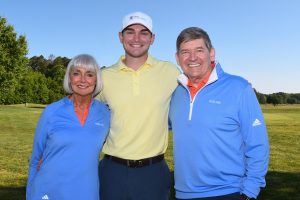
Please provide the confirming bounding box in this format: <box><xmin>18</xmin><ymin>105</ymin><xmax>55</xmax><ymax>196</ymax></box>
<box><xmin>63</xmin><ymin>54</ymin><xmax>102</xmax><ymax>97</ymax></box>
<box><xmin>176</xmin><ymin>27</ymin><xmax>213</xmax><ymax>52</ymax></box>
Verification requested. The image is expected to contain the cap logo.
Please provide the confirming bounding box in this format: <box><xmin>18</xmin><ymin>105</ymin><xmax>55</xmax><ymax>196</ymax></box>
<box><xmin>130</xmin><ymin>15</ymin><xmax>146</xmax><ymax>21</ymax></box>
<box><xmin>122</xmin><ymin>12</ymin><xmax>152</xmax><ymax>32</ymax></box>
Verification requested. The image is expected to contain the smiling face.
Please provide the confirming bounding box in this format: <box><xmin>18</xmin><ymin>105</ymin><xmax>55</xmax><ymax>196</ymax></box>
<box><xmin>69</xmin><ymin>67</ymin><xmax>97</xmax><ymax>97</ymax></box>
<box><xmin>176</xmin><ymin>38</ymin><xmax>215</xmax><ymax>85</ymax></box>
<box><xmin>119</xmin><ymin>24</ymin><xmax>155</xmax><ymax>59</ymax></box>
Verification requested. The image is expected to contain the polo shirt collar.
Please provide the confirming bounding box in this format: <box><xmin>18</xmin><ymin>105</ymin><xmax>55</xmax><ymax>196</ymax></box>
<box><xmin>117</xmin><ymin>55</ymin><xmax>155</xmax><ymax>71</ymax></box>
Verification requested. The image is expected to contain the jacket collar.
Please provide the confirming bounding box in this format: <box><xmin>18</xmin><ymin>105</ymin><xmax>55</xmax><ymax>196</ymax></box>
<box><xmin>177</xmin><ymin>62</ymin><xmax>223</xmax><ymax>87</ymax></box>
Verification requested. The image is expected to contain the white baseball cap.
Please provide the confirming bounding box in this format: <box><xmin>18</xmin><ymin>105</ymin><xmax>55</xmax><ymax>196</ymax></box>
<box><xmin>122</xmin><ymin>11</ymin><xmax>153</xmax><ymax>32</ymax></box>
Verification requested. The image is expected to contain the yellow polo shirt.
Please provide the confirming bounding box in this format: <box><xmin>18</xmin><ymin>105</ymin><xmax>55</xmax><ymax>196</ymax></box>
<box><xmin>98</xmin><ymin>55</ymin><xmax>180</xmax><ymax>160</ymax></box>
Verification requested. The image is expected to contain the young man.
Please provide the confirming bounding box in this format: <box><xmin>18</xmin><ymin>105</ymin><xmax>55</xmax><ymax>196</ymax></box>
<box><xmin>169</xmin><ymin>27</ymin><xmax>270</xmax><ymax>200</ymax></box>
<box><xmin>98</xmin><ymin>12</ymin><xmax>179</xmax><ymax>200</ymax></box>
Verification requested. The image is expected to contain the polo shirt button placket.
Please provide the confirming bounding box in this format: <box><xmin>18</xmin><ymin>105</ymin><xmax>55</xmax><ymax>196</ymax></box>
<box><xmin>132</xmin><ymin>72</ymin><xmax>140</xmax><ymax>96</ymax></box>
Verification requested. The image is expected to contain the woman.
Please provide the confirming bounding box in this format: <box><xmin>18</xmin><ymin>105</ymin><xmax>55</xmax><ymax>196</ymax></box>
<box><xmin>26</xmin><ymin>54</ymin><xmax>110</xmax><ymax>200</ymax></box>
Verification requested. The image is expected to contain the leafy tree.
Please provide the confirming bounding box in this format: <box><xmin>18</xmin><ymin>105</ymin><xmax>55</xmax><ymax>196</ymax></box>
<box><xmin>52</xmin><ymin>56</ymin><xmax>70</xmax><ymax>68</ymax></box>
<box><xmin>254</xmin><ymin>89</ymin><xmax>267</xmax><ymax>104</ymax></box>
<box><xmin>48</xmin><ymin>64</ymin><xmax>66</xmax><ymax>82</ymax></box>
<box><xmin>47</xmin><ymin>57</ymin><xmax>69</xmax><ymax>80</ymax></box>
<box><xmin>28</xmin><ymin>55</ymin><xmax>69</xmax><ymax>78</ymax></box>
<box><xmin>267</xmin><ymin>94</ymin><xmax>280</xmax><ymax>106</ymax></box>
<box><xmin>290</xmin><ymin>93</ymin><xmax>300</xmax><ymax>103</ymax></box>
<box><xmin>276</xmin><ymin>92</ymin><xmax>288</xmax><ymax>104</ymax></box>
<box><xmin>28</xmin><ymin>55</ymin><xmax>49</xmax><ymax>73</ymax></box>
<box><xmin>258</xmin><ymin>94</ymin><xmax>267</xmax><ymax>104</ymax></box>
<box><xmin>47</xmin><ymin>78</ymin><xmax>66</xmax><ymax>103</ymax></box>
<box><xmin>47</xmin><ymin>63</ymin><xmax>67</xmax><ymax>103</ymax></box>
<box><xmin>0</xmin><ymin>16</ymin><xmax>28</xmax><ymax>104</ymax></box>
<box><xmin>26</xmin><ymin>55</ymin><xmax>69</xmax><ymax>104</ymax></box>
<box><xmin>287</xmin><ymin>97</ymin><xmax>297</xmax><ymax>104</ymax></box>
<box><xmin>18</xmin><ymin>70</ymin><xmax>50</xmax><ymax>104</ymax></box>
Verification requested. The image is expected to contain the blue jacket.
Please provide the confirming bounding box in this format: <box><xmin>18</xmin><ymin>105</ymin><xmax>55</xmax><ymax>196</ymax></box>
<box><xmin>26</xmin><ymin>97</ymin><xmax>110</xmax><ymax>200</ymax></box>
<box><xmin>169</xmin><ymin>63</ymin><xmax>269</xmax><ymax>199</ymax></box>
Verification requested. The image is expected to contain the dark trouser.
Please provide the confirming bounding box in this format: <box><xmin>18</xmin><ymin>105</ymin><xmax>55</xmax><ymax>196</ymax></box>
<box><xmin>176</xmin><ymin>192</ymin><xmax>242</xmax><ymax>200</ymax></box>
<box><xmin>99</xmin><ymin>155</ymin><xmax>171</xmax><ymax>200</ymax></box>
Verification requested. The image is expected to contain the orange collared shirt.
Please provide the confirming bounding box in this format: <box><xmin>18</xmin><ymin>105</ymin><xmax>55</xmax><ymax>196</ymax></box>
<box><xmin>74</xmin><ymin>101</ymin><xmax>91</xmax><ymax>126</ymax></box>
<box><xmin>187</xmin><ymin>63</ymin><xmax>215</xmax><ymax>100</ymax></box>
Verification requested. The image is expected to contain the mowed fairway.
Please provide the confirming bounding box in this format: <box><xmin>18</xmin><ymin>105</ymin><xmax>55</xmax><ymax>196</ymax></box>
<box><xmin>259</xmin><ymin>105</ymin><xmax>300</xmax><ymax>200</ymax></box>
<box><xmin>0</xmin><ymin>104</ymin><xmax>299</xmax><ymax>200</ymax></box>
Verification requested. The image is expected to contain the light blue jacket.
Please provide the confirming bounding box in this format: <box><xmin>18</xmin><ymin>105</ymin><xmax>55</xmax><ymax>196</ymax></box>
<box><xmin>169</xmin><ymin>63</ymin><xmax>269</xmax><ymax>199</ymax></box>
<box><xmin>26</xmin><ymin>97</ymin><xmax>110</xmax><ymax>200</ymax></box>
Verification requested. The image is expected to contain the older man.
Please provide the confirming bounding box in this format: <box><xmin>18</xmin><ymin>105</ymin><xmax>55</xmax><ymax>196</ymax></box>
<box><xmin>169</xmin><ymin>27</ymin><xmax>269</xmax><ymax>200</ymax></box>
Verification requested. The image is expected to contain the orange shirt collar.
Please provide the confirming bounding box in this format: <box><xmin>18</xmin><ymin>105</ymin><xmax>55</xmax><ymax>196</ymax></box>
<box><xmin>74</xmin><ymin>100</ymin><xmax>92</xmax><ymax>126</ymax></box>
<box><xmin>187</xmin><ymin>63</ymin><xmax>215</xmax><ymax>100</ymax></box>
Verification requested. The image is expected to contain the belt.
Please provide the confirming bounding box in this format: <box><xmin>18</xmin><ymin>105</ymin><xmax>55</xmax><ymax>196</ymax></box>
<box><xmin>104</xmin><ymin>154</ymin><xmax>164</xmax><ymax>168</ymax></box>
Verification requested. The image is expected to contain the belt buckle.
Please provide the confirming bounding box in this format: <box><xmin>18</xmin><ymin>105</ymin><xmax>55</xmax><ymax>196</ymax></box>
<box><xmin>127</xmin><ymin>160</ymin><xmax>144</xmax><ymax>168</ymax></box>
<box><xmin>137</xmin><ymin>160</ymin><xmax>143</xmax><ymax>167</ymax></box>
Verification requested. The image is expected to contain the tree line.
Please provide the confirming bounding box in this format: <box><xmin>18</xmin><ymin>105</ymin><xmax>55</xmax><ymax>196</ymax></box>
<box><xmin>255</xmin><ymin>90</ymin><xmax>300</xmax><ymax>105</ymax></box>
<box><xmin>0</xmin><ymin>16</ymin><xmax>299</xmax><ymax>105</ymax></box>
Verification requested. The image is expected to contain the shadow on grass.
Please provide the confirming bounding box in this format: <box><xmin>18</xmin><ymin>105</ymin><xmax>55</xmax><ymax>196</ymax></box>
<box><xmin>169</xmin><ymin>171</ymin><xmax>300</xmax><ymax>200</ymax></box>
<box><xmin>26</xmin><ymin>105</ymin><xmax>46</xmax><ymax>109</ymax></box>
<box><xmin>0</xmin><ymin>171</ymin><xmax>299</xmax><ymax>200</ymax></box>
<box><xmin>0</xmin><ymin>186</ymin><xmax>25</xmax><ymax>200</ymax></box>
<box><xmin>259</xmin><ymin>171</ymin><xmax>300</xmax><ymax>200</ymax></box>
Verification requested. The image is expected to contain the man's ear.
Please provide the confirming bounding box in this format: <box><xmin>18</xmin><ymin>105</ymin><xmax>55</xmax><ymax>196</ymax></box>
<box><xmin>210</xmin><ymin>48</ymin><xmax>216</xmax><ymax>62</ymax></box>
<box><xmin>150</xmin><ymin>34</ymin><xmax>155</xmax><ymax>45</ymax></box>
<box><xmin>118</xmin><ymin>32</ymin><xmax>123</xmax><ymax>43</ymax></box>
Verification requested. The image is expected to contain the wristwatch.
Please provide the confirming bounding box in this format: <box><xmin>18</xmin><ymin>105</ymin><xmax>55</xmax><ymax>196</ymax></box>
<box><xmin>241</xmin><ymin>193</ymin><xmax>256</xmax><ymax>200</ymax></box>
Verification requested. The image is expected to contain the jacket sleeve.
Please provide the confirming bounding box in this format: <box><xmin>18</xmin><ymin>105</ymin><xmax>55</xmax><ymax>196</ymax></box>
<box><xmin>26</xmin><ymin>108</ymin><xmax>50</xmax><ymax>199</ymax></box>
<box><xmin>239</xmin><ymin>84</ymin><xmax>270</xmax><ymax>198</ymax></box>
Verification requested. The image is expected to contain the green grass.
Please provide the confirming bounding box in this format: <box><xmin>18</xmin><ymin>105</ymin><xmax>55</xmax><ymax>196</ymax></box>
<box><xmin>0</xmin><ymin>104</ymin><xmax>299</xmax><ymax>200</ymax></box>
<box><xmin>258</xmin><ymin>105</ymin><xmax>300</xmax><ymax>200</ymax></box>
<box><xmin>0</xmin><ymin>104</ymin><xmax>44</xmax><ymax>200</ymax></box>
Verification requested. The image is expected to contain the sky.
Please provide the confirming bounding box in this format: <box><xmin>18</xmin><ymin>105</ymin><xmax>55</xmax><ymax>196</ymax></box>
<box><xmin>1</xmin><ymin>0</ymin><xmax>300</xmax><ymax>94</ymax></box>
